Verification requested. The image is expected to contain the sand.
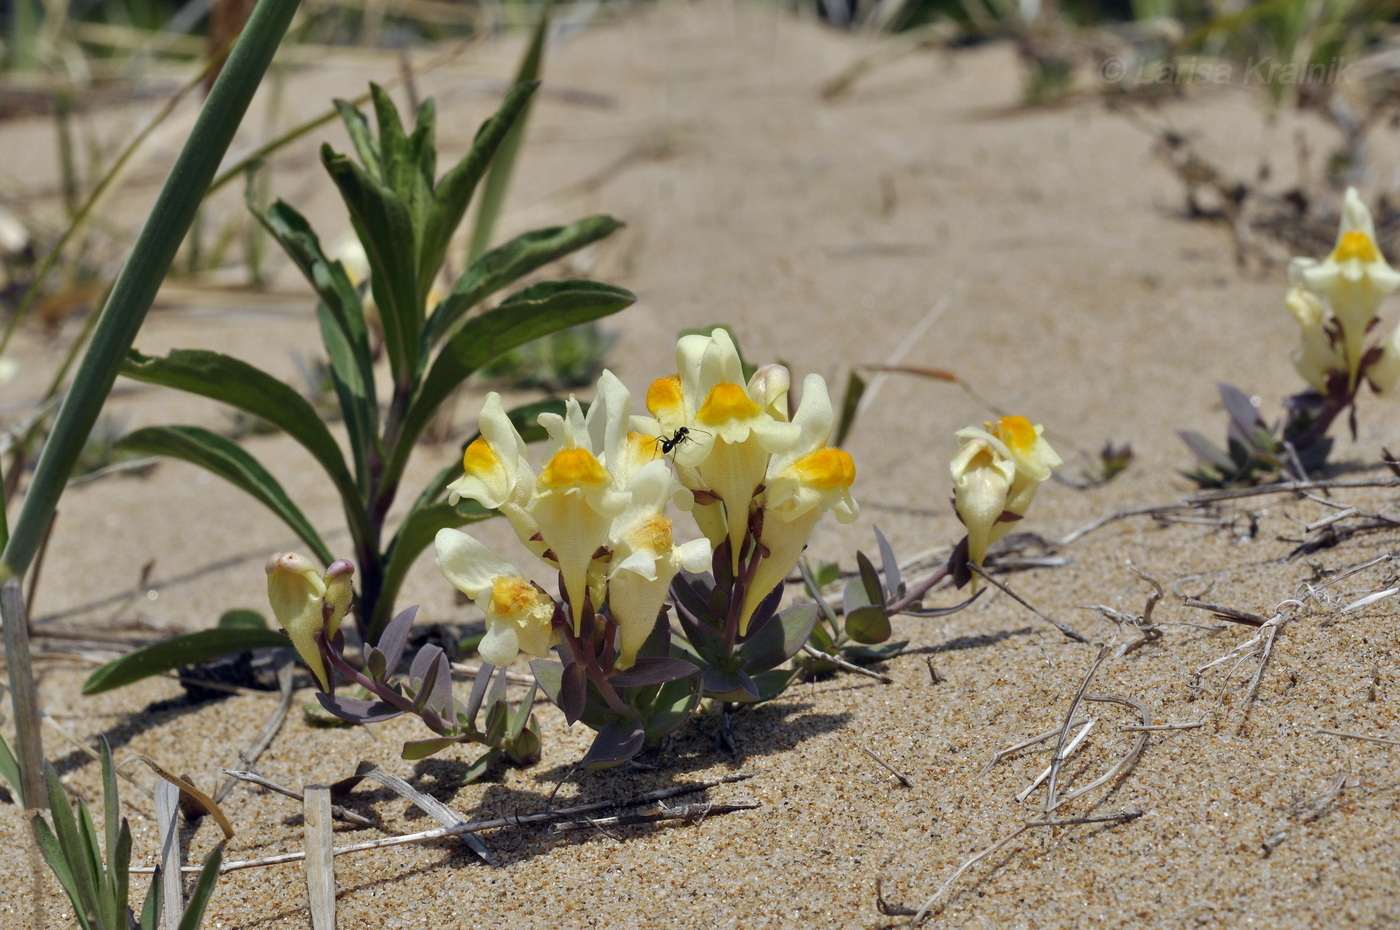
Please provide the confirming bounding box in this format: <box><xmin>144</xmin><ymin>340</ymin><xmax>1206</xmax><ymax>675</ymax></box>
<box><xmin>2</xmin><ymin>3</ymin><xmax>1400</xmax><ymax>926</ymax></box>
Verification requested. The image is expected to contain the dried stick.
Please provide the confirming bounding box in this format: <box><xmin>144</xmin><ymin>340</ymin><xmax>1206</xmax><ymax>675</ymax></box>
<box><xmin>1058</xmin><ymin>476</ymin><xmax>1400</xmax><ymax>546</ymax></box>
<box><xmin>138</xmin><ymin>771</ymin><xmax>759</xmax><ymax>874</ymax></box>
<box><xmin>801</xmin><ymin>644</ymin><xmax>894</xmax><ymax>683</ymax></box>
<box><xmin>1315</xmin><ymin>727</ymin><xmax>1400</xmax><ymax>746</ymax></box>
<box><xmin>979</xmin><ymin>716</ymin><xmax>1092</xmax><ymax>776</ymax></box>
<box><xmin>1045</xmin><ymin>646</ymin><xmax>1112</xmax><ymax>811</ymax></box>
<box><xmin>214</xmin><ymin>658</ymin><xmax>294</xmax><ymax>804</ymax></box>
<box><xmin>969</xmin><ymin>564</ymin><xmax>1091</xmax><ymax>643</ymax></box>
<box><xmin>550</xmin><ymin>800</ymin><xmax>759</xmax><ymax>832</ymax></box>
<box><xmin>219</xmin><ymin>770</ymin><xmax>376</xmax><ymax>828</ymax></box>
<box><xmin>859</xmin><ymin>746</ymin><xmax>913</xmax><ymax>788</ymax></box>
<box><xmin>908</xmin><ymin>810</ymin><xmax>1145</xmax><ymax>924</ymax></box>
<box><xmin>1047</xmin><ymin>695</ymin><xmax>1150</xmax><ymax>811</ymax></box>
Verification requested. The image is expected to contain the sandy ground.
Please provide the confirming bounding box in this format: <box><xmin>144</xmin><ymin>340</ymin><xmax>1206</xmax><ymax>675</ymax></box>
<box><xmin>3</xmin><ymin>3</ymin><xmax>1400</xmax><ymax>927</ymax></box>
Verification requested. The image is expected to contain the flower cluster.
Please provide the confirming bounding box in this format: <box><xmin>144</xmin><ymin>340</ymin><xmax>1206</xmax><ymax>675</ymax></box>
<box><xmin>1287</xmin><ymin>187</ymin><xmax>1400</xmax><ymax>395</ymax></box>
<box><xmin>436</xmin><ymin>370</ymin><xmax>712</xmax><ymax>671</ymax></box>
<box><xmin>950</xmin><ymin>415</ymin><xmax>1061</xmax><ymax>585</ymax></box>
<box><xmin>640</xmin><ymin>329</ymin><xmax>859</xmax><ymax>635</ymax></box>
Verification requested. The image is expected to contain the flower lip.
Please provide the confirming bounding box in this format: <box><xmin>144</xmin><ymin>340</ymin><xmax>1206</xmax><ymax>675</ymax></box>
<box><xmin>695</xmin><ymin>382</ymin><xmax>762</xmax><ymax>426</ymax></box>
<box><xmin>1334</xmin><ymin>230</ymin><xmax>1380</xmax><ymax>264</ymax></box>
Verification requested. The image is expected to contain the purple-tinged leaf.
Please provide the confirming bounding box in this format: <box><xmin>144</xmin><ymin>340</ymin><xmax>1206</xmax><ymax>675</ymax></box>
<box><xmin>901</xmin><ymin>587</ymin><xmax>983</xmax><ymax>618</ymax></box>
<box><xmin>315</xmin><ymin>693</ymin><xmax>404</xmax><ymax>724</ymax></box>
<box><xmin>580</xmin><ymin>719</ymin><xmax>645</xmax><ymax>769</ymax></box>
<box><xmin>559</xmin><ymin>660</ymin><xmax>588</xmax><ymax>725</ymax></box>
<box><xmin>370</xmin><ymin>606</ymin><xmax>417</xmax><ymax>681</ymax></box>
<box><xmin>855</xmin><ymin>550</ymin><xmax>885</xmax><ymax>606</ymax></box>
<box><xmin>530</xmin><ymin>659</ymin><xmax>564</xmax><ymax>705</ymax></box>
<box><xmin>874</xmin><ymin>527</ymin><xmax>903</xmax><ymax>599</ymax></box>
<box><xmin>409</xmin><ymin>646</ymin><xmax>451</xmax><ymax>717</ymax></box>
<box><xmin>702</xmin><ymin>666</ymin><xmax>759</xmax><ymax>702</ymax></box>
<box><xmin>464</xmin><ymin>662</ymin><xmax>494</xmax><ymax>723</ymax></box>
<box><xmin>740</xmin><ymin>583</ymin><xmax>785</xmax><ymax>639</ymax></box>
<box><xmin>608</xmin><ymin>657</ymin><xmax>700</xmax><ymax>688</ymax></box>
<box><xmin>1179</xmin><ymin>430</ymin><xmax>1236</xmax><ymax>472</ymax></box>
<box><xmin>1220</xmin><ymin>383</ymin><xmax>1265</xmax><ymax>436</ymax></box>
<box><xmin>739</xmin><ymin>603</ymin><xmax>818</xmax><ymax>672</ymax></box>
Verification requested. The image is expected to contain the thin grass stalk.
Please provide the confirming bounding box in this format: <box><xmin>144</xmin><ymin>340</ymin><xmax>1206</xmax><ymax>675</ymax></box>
<box><xmin>466</xmin><ymin>0</ymin><xmax>552</xmax><ymax>263</ymax></box>
<box><xmin>1</xmin><ymin>0</ymin><xmax>303</xmax><ymax>584</ymax></box>
<box><xmin>0</xmin><ymin>581</ymin><xmax>44</xmax><ymax>809</ymax></box>
<box><xmin>0</xmin><ymin>56</ymin><xmax>218</xmax><ymax>360</ymax></box>
<box><xmin>8</xmin><ymin>0</ymin><xmax>45</xmax><ymax>71</ymax></box>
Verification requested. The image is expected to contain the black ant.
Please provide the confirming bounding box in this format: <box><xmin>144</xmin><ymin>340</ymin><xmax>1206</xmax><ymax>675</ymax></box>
<box><xmin>655</xmin><ymin>426</ymin><xmax>708</xmax><ymax>456</ymax></box>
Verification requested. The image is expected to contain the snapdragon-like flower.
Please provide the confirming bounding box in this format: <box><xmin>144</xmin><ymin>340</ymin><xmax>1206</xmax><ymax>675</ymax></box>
<box><xmin>266</xmin><ymin>554</ymin><xmax>354</xmax><ymax>690</ymax></box>
<box><xmin>645</xmin><ymin>329</ymin><xmax>800</xmax><ymax>567</ymax></box>
<box><xmin>607</xmin><ymin>464</ymin><xmax>712</xmax><ymax>667</ymax></box>
<box><xmin>435</xmin><ymin>529</ymin><xmax>559</xmax><ymax>666</ymax></box>
<box><xmin>951</xmin><ymin>416</ymin><xmax>1061</xmax><ymax>585</ymax></box>
<box><xmin>739</xmin><ymin>373</ymin><xmax>858</xmax><ymax>634</ymax></box>
<box><xmin>1289</xmin><ymin>187</ymin><xmax>1400</xmax><ymax>390</ymax></box>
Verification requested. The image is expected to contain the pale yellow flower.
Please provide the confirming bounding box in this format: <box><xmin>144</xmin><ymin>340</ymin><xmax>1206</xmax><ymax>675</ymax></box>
<box><xmin>951</xmin><ymin>416</ymin><xmax>1061</xmax><ymax>585</ymax></box>
<box><xmin>266</xmin><ymin>554</ymin><xmax>354</xmax><ymax>690</ymax></box>
<box><xmin>435</xmin><ymin>529</ymin><xmax>558</xmax><ymax>666</ymax></box>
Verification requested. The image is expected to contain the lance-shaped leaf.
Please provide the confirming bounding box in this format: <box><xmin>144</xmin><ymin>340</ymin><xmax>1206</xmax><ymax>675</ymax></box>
<box><xmin>120</xmin><ymin>349</ymin><xmax>360</xmax><ymax>506</ymax></box>
<box><xmin>323</xmin><ymin>145</ymin><xmax>420</xmax><ymax>382</ymax></box>
<box><xmin>83</xmin><ymin>627</ymin><xmax>292</xmax><ymax>695</ymax></box>
<box><xmin>420</xmin><ymin>82</ymin><xmax>540</xmax><ymax>290</ymax></box>
<box><xmin>366</xmin><ymin>606</ymin><xmax>417</xmax><ymax>683</ymax></box>
<box><xmin>395</xmin><ymin>279</ymin><xmax>635</xmax><ymax>464</ymax></box>
<box><xmin>114</xmin><ymin>425</ymin><xmax>332</xmax><ymax>565</ymax></box>
<box><xmin>425</xmin><ymin>215</ymin><xmax>625</xmax><ymax>348</ymax></box>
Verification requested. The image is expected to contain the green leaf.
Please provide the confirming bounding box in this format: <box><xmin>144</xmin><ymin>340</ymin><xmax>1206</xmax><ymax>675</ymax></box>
<box><xmin>845</xmin><ymin>605</ymin><xmax>892</xmax><ymax>645</ymax></box>
<box><xmin>177</xmin><ymin>849</ymin><xmax>223</xmax><ymax>930</ymax></box>
<box><xmin>834</xmin><ymin>369</ymin><xmax>866</xmax><ymax>448</ymax></box>
<box><xmin>455</xmin><ymin>748</ymin><xmax>502</xmax><ymax>786</ymax></box>
<box><xmin>114</xmin><ymin>426</ymin><xmax>332</xmax><ymax>566</ymax></box>
<box><xmin>32</xmin><ymin>817</ymin><xmax>88</xmax><ymax>930</ymax></box>
<box><xmin>0</xmin><ymin>732</ymin><xmax>23</xmax><ymax>806</ymax></box>
<box><xmin>751</xmin><ymin>668</ymin><xmax>802</xmax><ymax>702</ymax></box>
<box><xmin>119</xmin><ymin>349</ymin><xmax>359</xmax><ymax>499</ymax></box>
<box><xmin>218</xmin><ymin>609</ymin><xmax>269</xmax><ymax>631</ymax></box>
<box><xmin>467</xmin><ymin>2</ymin><xmax>552</xmax><ymax>262</ymax></box>
<box><xmin>401</xmin><ymin>280</ymin><xmax>634</xmax><ymax>454</ymax></box>
<box><xmin>138</xmin><ymin>869</ymin><xmax>161</xmax><ymax>930</ymax></box>
<box><xmin>322</xmin><ymin>146</ymin><xmax>420</xmax><ymax>382</ymax></box>
<box><xmin>83</xmin><ymin>628</ymin><xmax>292</xmax><ymax>695</ymax></box>
<box><xmin>844</xmin><ymin>640</ymin><xmax>908</xmax><ymax>660</ymax></box>
<box><xmin>421</xmin><ymin>82</ymin><xmax>540</xmax><ymax>288</ymax></box>
<box><xmin>425</xmin><ymin>215</ymin><xmax>625</xmax><ymax>348</ymax></box>
<box><xmin>42</xmin><ymin>761</ymin><xmax>102</xmax><ymax>929</ymax></box>
<box><xmin>334</xmin><ymin>98</ymin><xmax>382</xmax><ymax>181</ymax></box>
<box><xmin>400</xmin><ymin>736</ymin><xmax>462</xmax><ymax>761</ymax></box>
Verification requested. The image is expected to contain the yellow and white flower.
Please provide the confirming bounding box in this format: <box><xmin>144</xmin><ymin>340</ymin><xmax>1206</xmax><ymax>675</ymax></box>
<box><xmin>1289</xmin><ymin>187</ymin><xmax>1400</xmax><ymax>389</ymax></box>
<box><xmin>606</xmin><ymin>463</ymin><xmax>712</xmax><ymax>668</ymax></box>
<box><xmin>435</xmin><ymin>529</ymin><xmax>559</xmax><ymax>666</ymax></box>
<box><xmin>266</xmin><ymin>554</ymin><xmax>354</xmax><ymax>690</ymax></box>
<box><xmin>645</xmin><ymin>329</ymin><xmax>800</xmax><ymax>567</ymax></box>
<box><xmin>951</xmin><ymin>416</ymin><xmax>1061</xmax><ymax>584</ymax></box>
<box><xmin>739</xmin><ymin>374</ymin><xmax>858</xmax><ymax>634</ymax></box>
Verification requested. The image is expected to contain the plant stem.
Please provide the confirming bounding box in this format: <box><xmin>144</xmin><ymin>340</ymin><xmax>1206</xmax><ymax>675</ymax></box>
<box><xmin>320</xmin><ymin>637</ymin><xmax>454</xmax><ymax>733</ymax></box>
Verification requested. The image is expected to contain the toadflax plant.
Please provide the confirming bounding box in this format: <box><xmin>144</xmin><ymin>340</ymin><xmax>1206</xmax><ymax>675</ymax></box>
<box><xmin>1183</xmin><ymin>187</ymin><xmax>1400</xmax><ymax>486</ymax></box>
<box><xmin>85</xmin><ymin>81</ymin><xmax>634</xmax><ymax>695</ymax></box>
<box><xmin>288</xmin><ymin>329</ymin><xmax>861</xmax><ymax>768</ymax></box>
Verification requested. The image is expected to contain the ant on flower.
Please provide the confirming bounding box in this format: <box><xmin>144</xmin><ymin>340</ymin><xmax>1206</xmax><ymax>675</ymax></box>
<box><xmin>653</xmin><ymin>426</ymin><xmax>709</xmax><ymax>457</ymax></box>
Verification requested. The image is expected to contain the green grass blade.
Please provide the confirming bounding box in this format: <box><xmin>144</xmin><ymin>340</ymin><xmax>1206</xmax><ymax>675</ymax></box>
<box><xmin>177</xmin><ymin>849</ymin><xmax>224</xmax><ymax>930</ymax></box>
<box><xmin>424</xmin><ymin>215</ymin><xmax>624</xmax><ymax>348</ymax></box>
<box><xmin>0</xmin><ymin>732</ymin><xmax>22</xmax><ymax>805</ymax></box>
<box><xmin>32</xmin><ymin>817</ymin><xmax>88</xmax><ymax>929</ymax></box>
<box><xmin>113</xmin><ymin>425</ymin><xmax>334</xmax><ymax>565</ymax></box>
<box><xmin>0</xmin><ymin>0</ymin><xmax>303</xmax><ymax>583</ymax></box>
<box><xmin>83</xmin><ymin>627</ymin><xmax>293</xmax><ymax>695</ymax></box>
<box><xmin>42</xmin><ymin>763</ymin><xmax>102</xmax><ymax>928</ymax></box>
<box><xmin>138</xmin><ymin>870</ymin><xmax>162</xmax><ymax>930</ymax></box>
<box><xmin>467</xmin><ymin>0</ymin><xmax>553</xmax><ymax>263</ymax></box>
